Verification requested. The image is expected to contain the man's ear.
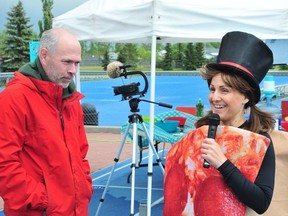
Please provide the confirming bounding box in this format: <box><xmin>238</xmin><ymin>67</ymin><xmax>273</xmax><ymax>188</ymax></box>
<box><xmin>39</xmin><ymin>48</ymin><xmax>48</xmax><ymax>62</ymax></box>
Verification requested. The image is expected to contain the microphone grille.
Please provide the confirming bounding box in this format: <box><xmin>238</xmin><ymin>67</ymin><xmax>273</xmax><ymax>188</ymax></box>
<box><xmin>107</xmin><ymin>61</ymin><xmax>123</xmax><ymax>78</ymax></box>
<box><xmin>208</xmin><ymin>113</ymin><xmax>220</xmax><ymax>126</ymax></box>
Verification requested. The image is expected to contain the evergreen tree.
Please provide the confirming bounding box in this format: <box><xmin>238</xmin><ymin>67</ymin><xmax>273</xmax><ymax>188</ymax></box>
<box><xmin>0</xmin><ymin>32</ymin><xmax>7</xmax><ymax>72</ymax></box>
<box><xmin>88</xmin><ymin>42</ymin><xmax>111</xmax><ymax>58</ymax></box>
<box><xmin>0</xmin><ymin>32</ymin><xmax>6</xmax><ymax>48</ymax></box>
<box><xmin>161</xmin><ymin>43</ymin><xmax>173</xmax><ymax>71</ymax></box>
<box><xmin>117</xmin><ymin>43</ymin><xmax>139</xmax><ymax>67</ymax></box>
<box><xmin>116</xmin><ymin>45</ymin><xmax>127</xmax><ymax>64</ymax></box>
<box><xmin>137</xmin><ymin>43</ymin><xmax>151</xmax><ymax>65</ymax></box>
<box><xmin>101</xmin><ymin>49</ymin><xmax>110</xmax><ymax>70</ymax></box>
<box><xmin>80</xmin><ymin>41</ymin><xmax>88</xmax><ymax>56</ymax></box>
<box><xmin>173</xmin><ymin>43</ymin><xmax>185</xmax><ymax>69</ymax></box>
<box><xmin>194</xmin><ymin>42</ymin><xmax>205</xmax><ymax>68</ymax></box>
<box><xmin>38</xmin><ymin>0</ymin><xmax>54</xmax><ymax>37</ymax></box>
<box><xmin>1</xmin><ymin>1</ymin><xmax>33</xmax><ymax>72</ymax></box>
<box><xmin>183</xmin><ymin>43</ymin><xmax>197</xmax><ymax>70</ymax></box>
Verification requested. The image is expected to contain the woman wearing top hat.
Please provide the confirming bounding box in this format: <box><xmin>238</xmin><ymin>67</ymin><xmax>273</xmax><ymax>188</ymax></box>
<box><xmin>193</xmin><ymin>31</ymin><xmax>275</xmax><ymax>214</ymax></box>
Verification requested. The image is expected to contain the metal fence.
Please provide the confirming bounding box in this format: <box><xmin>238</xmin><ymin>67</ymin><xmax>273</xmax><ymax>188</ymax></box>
<box><xmin>0</xmin><ymin>72</ymin><xmax>14</xmax><ymax>88</ymax></box>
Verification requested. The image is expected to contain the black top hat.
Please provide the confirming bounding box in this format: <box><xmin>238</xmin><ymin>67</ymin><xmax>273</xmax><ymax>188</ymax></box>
<box><xmin>207</xmin><ymin>31</ymin><xmax>273</xmax><ymax>104</ymax></box>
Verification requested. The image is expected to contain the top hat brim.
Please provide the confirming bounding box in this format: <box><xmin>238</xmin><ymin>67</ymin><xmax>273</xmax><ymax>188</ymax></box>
<box><xmin>207</xmin><ymin>63</ymin><xmax>261</xmax><ymax>104</ymax></box>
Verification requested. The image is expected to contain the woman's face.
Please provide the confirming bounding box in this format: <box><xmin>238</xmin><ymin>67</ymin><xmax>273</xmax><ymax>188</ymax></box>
<box><xmin>209</xmin><ymin>73</ymin><xmax>248</xmax><ymax>127</ymax></box>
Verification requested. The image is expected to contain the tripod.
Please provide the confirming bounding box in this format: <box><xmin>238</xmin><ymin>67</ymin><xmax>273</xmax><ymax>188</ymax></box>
<box><xmin>95</xmin><ymin>98</ymin><xmax>165</xmax><ymax>216</ymax></box>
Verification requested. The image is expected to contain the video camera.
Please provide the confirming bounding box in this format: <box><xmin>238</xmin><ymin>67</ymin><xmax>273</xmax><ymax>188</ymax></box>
<box><xmin>112</xmin><ymin>65</ymin><xmax>149</xmax><ymax>100</ymax></box>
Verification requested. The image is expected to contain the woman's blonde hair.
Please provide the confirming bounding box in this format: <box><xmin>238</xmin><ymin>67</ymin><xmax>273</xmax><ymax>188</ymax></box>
<box><xmin>194</xmin><ymin>65</ymin><xmax>275</xmax><ymax>133</ymax></box>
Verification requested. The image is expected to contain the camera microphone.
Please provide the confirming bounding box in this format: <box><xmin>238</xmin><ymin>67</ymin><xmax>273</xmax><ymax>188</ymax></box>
<box><xmin>107</xmin><ymin>61</ymin><xmax>124</xmax><ymax>79</ymax></box>
<box><xmin>203</xmin><ymin>113</ymin><xmax>220</xmax><ymax>168</ymax></box>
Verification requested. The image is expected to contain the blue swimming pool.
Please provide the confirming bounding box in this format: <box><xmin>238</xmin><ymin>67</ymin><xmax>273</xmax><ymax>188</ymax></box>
<box><xmin>81</xmin><ymin>75</ymin><xmax>288</xmax><ymax>126</ymax></box>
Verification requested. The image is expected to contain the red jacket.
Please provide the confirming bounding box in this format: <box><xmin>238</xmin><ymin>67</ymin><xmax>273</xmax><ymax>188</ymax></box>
<box><xmin>0</xmin><ymin>72</ymin><xmax>92</xmax><ymax>215</ymax></box>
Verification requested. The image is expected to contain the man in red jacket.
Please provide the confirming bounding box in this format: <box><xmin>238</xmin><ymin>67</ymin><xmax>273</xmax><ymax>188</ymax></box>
<box><xmin>0</xmin><ymin>28</ymin><xmax>93</xmax><ymax>215</ymax></box>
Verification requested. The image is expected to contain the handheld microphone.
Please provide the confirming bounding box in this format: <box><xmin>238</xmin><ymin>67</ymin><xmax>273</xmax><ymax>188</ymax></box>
<box><xmin>107</xmin><ymin>61</ymin><xmax>124</xmax><ymax>78</ymax></box>
<box><xmin>204</xmin><ymin>113</ymin><xmax>220</xmax><ymax>168</ymax></box>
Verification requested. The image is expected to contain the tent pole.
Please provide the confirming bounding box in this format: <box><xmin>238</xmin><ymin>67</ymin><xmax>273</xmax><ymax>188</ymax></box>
<box><xmin>147</xmin><ymin>35</ymin><xmax>157</xmax><ymax>216</ymax></box>
<box><xmin>76</xmin><ymin>64</ymin><xmax>81</xmax><ymax>93</ymax></box>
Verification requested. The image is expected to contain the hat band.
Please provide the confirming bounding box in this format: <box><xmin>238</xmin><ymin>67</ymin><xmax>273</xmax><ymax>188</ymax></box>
<box><xmin>219</xmin><ymin>61</ymin><xmax>254</xmax><ymax>78</ymax></box>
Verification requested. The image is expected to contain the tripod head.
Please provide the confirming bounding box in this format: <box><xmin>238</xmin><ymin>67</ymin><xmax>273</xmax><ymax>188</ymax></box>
<box><xmin>128</xmin><ymin>98</ymin><xmax>173</xmax><ymax>113</ymax></box>
<box><xmin>129</xmin><ymin>98</ymin><xmax>141</xmax><ymax>113</ymax></box>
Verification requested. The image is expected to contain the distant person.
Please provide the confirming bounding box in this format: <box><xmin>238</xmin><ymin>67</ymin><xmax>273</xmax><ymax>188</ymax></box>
<box><xmin>0</xmin><ymin>28</ymin><xmax>92</xmax><ymax>215</ymax></box>
<box><xmin>164</xmin><ymin>31</ymin><xmax>275</xmax><ymax>215</ymax></box>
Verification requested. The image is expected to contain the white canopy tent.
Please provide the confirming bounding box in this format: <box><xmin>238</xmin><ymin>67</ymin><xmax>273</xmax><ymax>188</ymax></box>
<box><xmin>53</xmin><ymin>0</ymin><xmax>288</xmax><ymax>215</ymax></box>
<box><xmin>53</xmin><ymin>0</ymin><xmax>288</xmax><ymax>42</ymax></box>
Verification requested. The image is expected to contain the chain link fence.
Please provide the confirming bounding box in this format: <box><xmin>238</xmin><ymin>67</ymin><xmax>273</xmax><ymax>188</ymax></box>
<box><xmin>0</xmin><ymin>73</ymin><xmax>14</xmax><ymax>90</ymax></box>
<box><xmin>81</xmin><ymin>103</ymin><xmax>99</xmax><ymax>126</ymax></box>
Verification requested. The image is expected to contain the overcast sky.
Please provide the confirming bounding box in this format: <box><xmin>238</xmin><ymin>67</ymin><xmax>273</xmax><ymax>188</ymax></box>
<box><xmin>0</xmin><ymin>0</ymin><xmax>89</xmax><ymax>33</ymax></box>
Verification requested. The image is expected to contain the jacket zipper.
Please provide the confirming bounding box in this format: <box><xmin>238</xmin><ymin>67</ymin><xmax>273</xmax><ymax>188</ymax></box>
<box><xmin>56</xmin><ymin>85</ymin><xmax>65</xmax><ymax>131</ymax></box>
<box><xmin>60</xmin><ymin>112</ymin><xmax>64</xmax><ymax>130</ymax></box>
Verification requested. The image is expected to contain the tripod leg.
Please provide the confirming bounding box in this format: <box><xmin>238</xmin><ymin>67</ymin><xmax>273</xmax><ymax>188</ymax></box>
<box><xmin>95</xmin><ymin>123</ymin><xmax>131</xmax><ymax>216</ymax></box>
<box><xmin>140</xmin><ymin>122</ymin><xmax>165</xmax><ymax>174</ymax></box>
<box><xmin>138</xmin><ymin>121</ymin><xmax>165</xmax><ymax>216</ymax></box>
<box><xmin>129</xmin><ymin>121</ymin><xmax>139</xmax><ymax>215</ymax></box>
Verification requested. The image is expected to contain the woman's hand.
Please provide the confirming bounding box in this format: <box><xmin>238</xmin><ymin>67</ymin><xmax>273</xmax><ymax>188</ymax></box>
<box><xmin>201</xmin><ymin>138</ymin><xmax>227</xmax><ymax>169</ymax></box>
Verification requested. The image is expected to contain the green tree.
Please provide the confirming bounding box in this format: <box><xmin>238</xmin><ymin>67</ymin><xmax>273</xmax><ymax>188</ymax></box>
<box><xmin>38</xmin><ymin>0</ymin><xmax>54</xmax><ymax>37</ymax></box>
<box><xmin>173</xmin><ymin>43</ymin><xmax>185</xmax><ymax>69</ymax></box>
<box><xmin>0</xmin><ymin>31</ymin><xmax>6</xmax><ymax>47</ymax></box>
<box><xmin>137</xmin><ymin>43</ymin><xmax>151</xmax><ymax>65</ymax></box>
<box><xmin>124</xmin><ymin>43</ymin><xmax>164</xmax><ymax>68</ymax></box>
<box><xmin>161</xmin><ymin>43</ymin><xmax>173</xmax><ymax>71</ymax></box>
<box><xmin>116</xmin><ymin>43</ymin><xmax>139</xmax><ymax>67</ymax></box>
<box><xmin>194</xmin><ymin>42</ymin><xmax>205</xmax><ymax>68</ymax></box>
<box><xmin>80</xmin><ymin>41</ymin><xmax>88</xmax><ymax>56</ymax></box>
<box><xmin>88</xmin><ymin>42</ymin><xmax>111</xmax><ymax>57</ymax></box>
<box><xmin>114</xmin><ymin>43</ymin><xmax>124</xmax><ymax>54</ymax></box>
<box><xmin>0</xmin><ymin>31</ymin><xmax>7</xmax><ymax>72</ymax></box>
<box><xmin>183</xmin><ymin>43</ymin><xmax>197</xmax><ymax>70</ymax></box>
<box><xmin>1</xmin><ymin>1</ymin><xmax>33</xmax><ymax>72</ymax></box>
<box><xmin>206</xmin><ymin>42</ymin><xmax>221</xmax><ymax>49</ymax></box>
<box><xmin>101</xmin><ymin>49</ymin><xmax>110</xmax><ymax>70</ymax></box>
